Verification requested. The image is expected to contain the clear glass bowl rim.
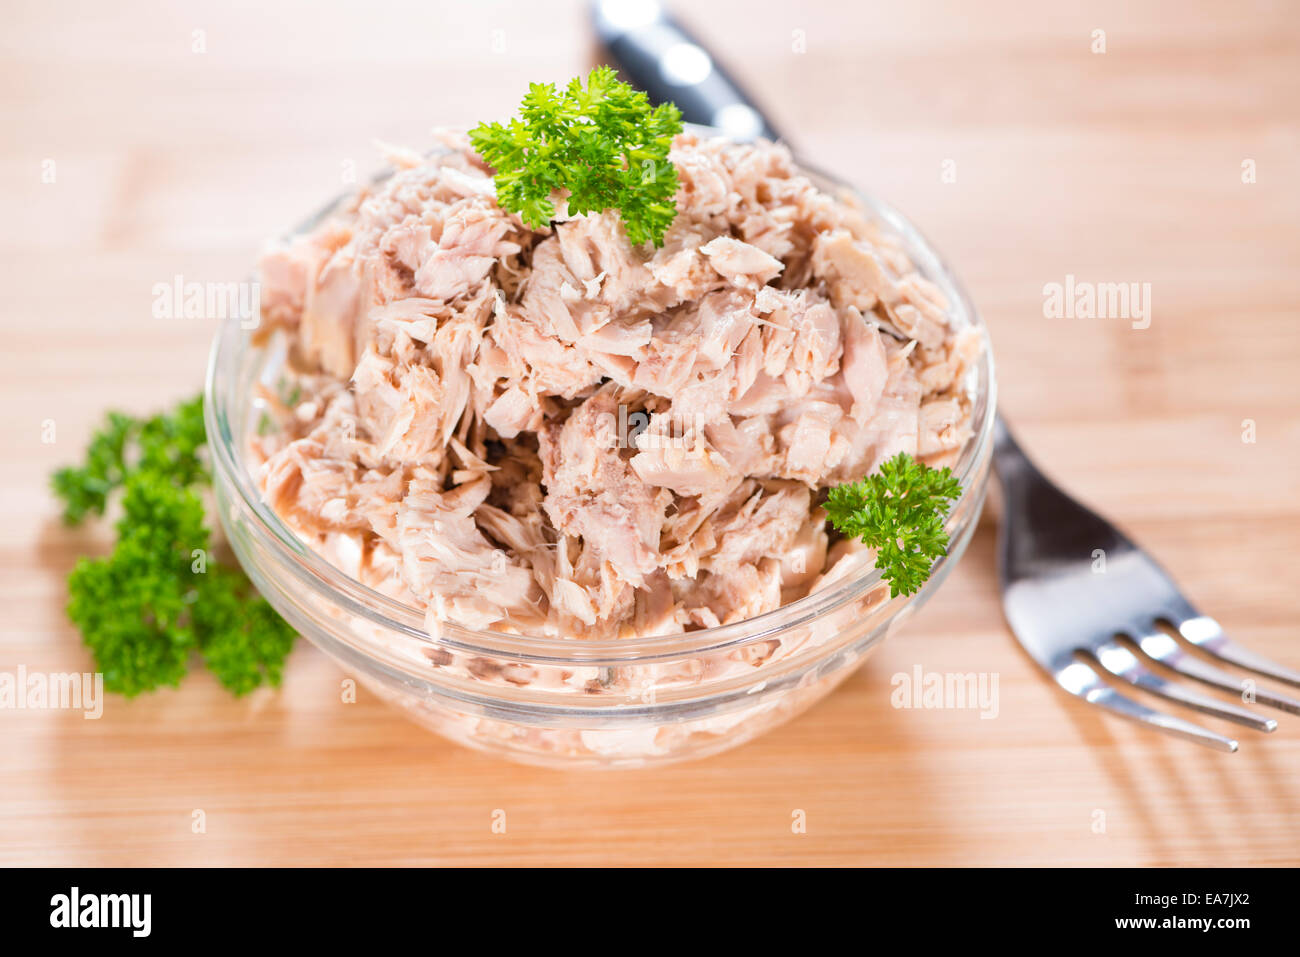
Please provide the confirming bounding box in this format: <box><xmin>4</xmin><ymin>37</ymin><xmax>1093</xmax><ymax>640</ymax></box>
<box><xmin>205</xmin><ymin>132</ymin><xmax>998</xmax><ymax>666</ymax></box>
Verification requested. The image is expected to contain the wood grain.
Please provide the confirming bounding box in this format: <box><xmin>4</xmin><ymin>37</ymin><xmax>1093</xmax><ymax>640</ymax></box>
<box><xmin>2</xmin><ymin>0</ymin><xmax>1297</xmax><ymax>866</ymax></box>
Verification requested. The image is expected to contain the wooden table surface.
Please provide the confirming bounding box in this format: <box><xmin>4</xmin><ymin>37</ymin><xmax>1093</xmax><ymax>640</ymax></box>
<box><xmin>3</xmin><ymin>0</ymin><xmax>1298</xmax><ymax>867</ymax></box>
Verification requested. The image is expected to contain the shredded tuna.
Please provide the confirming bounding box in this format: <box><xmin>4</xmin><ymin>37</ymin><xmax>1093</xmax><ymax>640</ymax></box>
<box><xmin>252</xmin><ymin>131</ymin><xmax>980</xmax><ymax>638</ymax></box>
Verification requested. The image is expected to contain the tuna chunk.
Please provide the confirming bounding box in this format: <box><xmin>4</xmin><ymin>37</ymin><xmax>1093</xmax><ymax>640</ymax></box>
<box><xmin>812</xmin><ymin>230</ymin><xmax>897</xmax><ymax>312</ymax></box>
<box><xmin>538</xmin><ymin>388</ymin><xmax>671</xmax><ymax>588</ymax></box>
<box><xmin>398</xmin><ymin>474</ymin><xmax>544</xmax><ymax>634</ymax></box>
<box><xmin>700</xmin><ymin>236</ymin><xmax>784</xmax><ymax>288</ymax></box>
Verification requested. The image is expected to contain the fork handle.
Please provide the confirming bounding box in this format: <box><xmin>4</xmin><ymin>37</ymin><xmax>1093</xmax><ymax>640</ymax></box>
<box><xmin>992</xmin><ymin>414</ymin><xmax>1033</xmax><ymax>480</ymax></box>
<box><xmin>991</xmin><ymin>414</ymin><xmax>1047</xmax><ymax>527</ymax></box>
<box><xmin>591</xmin><ymin>0</ymin><xmax>783</xmax><ymax>142</ymax></box>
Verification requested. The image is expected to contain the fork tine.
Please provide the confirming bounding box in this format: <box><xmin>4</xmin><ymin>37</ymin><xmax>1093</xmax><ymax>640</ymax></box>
<box><xmin>1052</xmin><ymin>659</ymin><xmax>1238</xmax><ymax>752</ymax></box>
<box><xmin>1168</xmin><ymin>608</ymin><xmax>1300</xmax><ymax>687</ymax></box>
<box><xmin>1091</xmin><ymin>641</ymin><xmax>1277</xmax><ymax>732</ymax></box>
<box><xmin>1132</xmin><ymin>630</ymin><xmax>1300</xmax><ymax>716</ymax></box>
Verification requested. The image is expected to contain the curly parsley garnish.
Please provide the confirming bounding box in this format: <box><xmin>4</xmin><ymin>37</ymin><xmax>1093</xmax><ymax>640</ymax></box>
<box><xmin>53</xmin><ymin>396</ymin><xmax>297</xmax><ymax>697</ymax></box>
<box><xmin>823</xmin><ymin>452</ymin><xmax>963</xmax><ymax>598</ymax></box>
<box><xmin>469</xmin><ymin>66</ymin><xmax>683</xmax><ymax>247</ymax></box>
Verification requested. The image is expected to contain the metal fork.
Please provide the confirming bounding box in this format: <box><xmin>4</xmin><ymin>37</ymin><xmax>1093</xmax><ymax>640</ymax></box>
<box><xmin>995</xmin><ymin>416</ymin><xmax>1300</xmax><ymax>751</ymax></box>
<box><xmin>590</xmin><ymin>4</ymin><xmax>1300</xmax><ymax>751</ymax></box>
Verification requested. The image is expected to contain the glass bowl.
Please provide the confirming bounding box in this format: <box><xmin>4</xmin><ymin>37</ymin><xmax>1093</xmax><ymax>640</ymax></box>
<box><xmin>205</xmin><ymin>150</ymin><xmax>997</xmax><ymax>769</ymax></box>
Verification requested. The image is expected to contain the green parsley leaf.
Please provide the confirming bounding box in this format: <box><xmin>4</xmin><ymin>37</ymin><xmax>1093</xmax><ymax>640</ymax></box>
<box><xmin>54</xmin><ymin>395</ymin><xmax>297</xmax><ymax>697</ymax></box>
<box><xmin>50</xmin><ymin>410</ymin><xmax>134</xmax><ymax>524</ymax></box>
<box><xmin>470</xmin><ymin>66</ymin><xmax>683</xmax><ymax>247</ymax></box>
<box><xmin>66</xmin><ymin>474</ymin><xmax>207</xmax><ymax>696</ymax></box>
<box><xmin>194</xmin><ymin>564</ymin><xmax>297</xmax><ymax>696</ymax></box>
<box><xmin>823</xmin><ymin>452</ymin><xmax>963</xmax><ymax>598</ymax></box>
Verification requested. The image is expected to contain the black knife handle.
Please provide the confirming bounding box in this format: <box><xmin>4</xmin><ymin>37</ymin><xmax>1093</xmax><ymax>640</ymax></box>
<box><xmin>590</xmin><ymin>0</ymin><xmax>783</xmax><ymax>142</ymax></box>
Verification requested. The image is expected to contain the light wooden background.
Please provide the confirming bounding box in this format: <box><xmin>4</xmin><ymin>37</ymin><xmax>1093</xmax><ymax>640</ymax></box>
<box><xmin>2</xmin><ymin>0</ymin><xmax>1298</xmax><ymax>866</ymax></box>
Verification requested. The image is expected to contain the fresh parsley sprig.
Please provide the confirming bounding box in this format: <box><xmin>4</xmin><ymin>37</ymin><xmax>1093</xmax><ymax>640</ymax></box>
<box><xmin>823</xmin><ymin>452</ymin><xmax>963</xmax><ymax>598</ymax></box>
<box><xmin>53</xmin><ymin>396</ymin><xmax>297</xmax><ymax>697</ymax></box>
<box><xmin>469</xmin><ymin>66</ymin><xmax>683</xmax><ymax>247</ymax></box>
